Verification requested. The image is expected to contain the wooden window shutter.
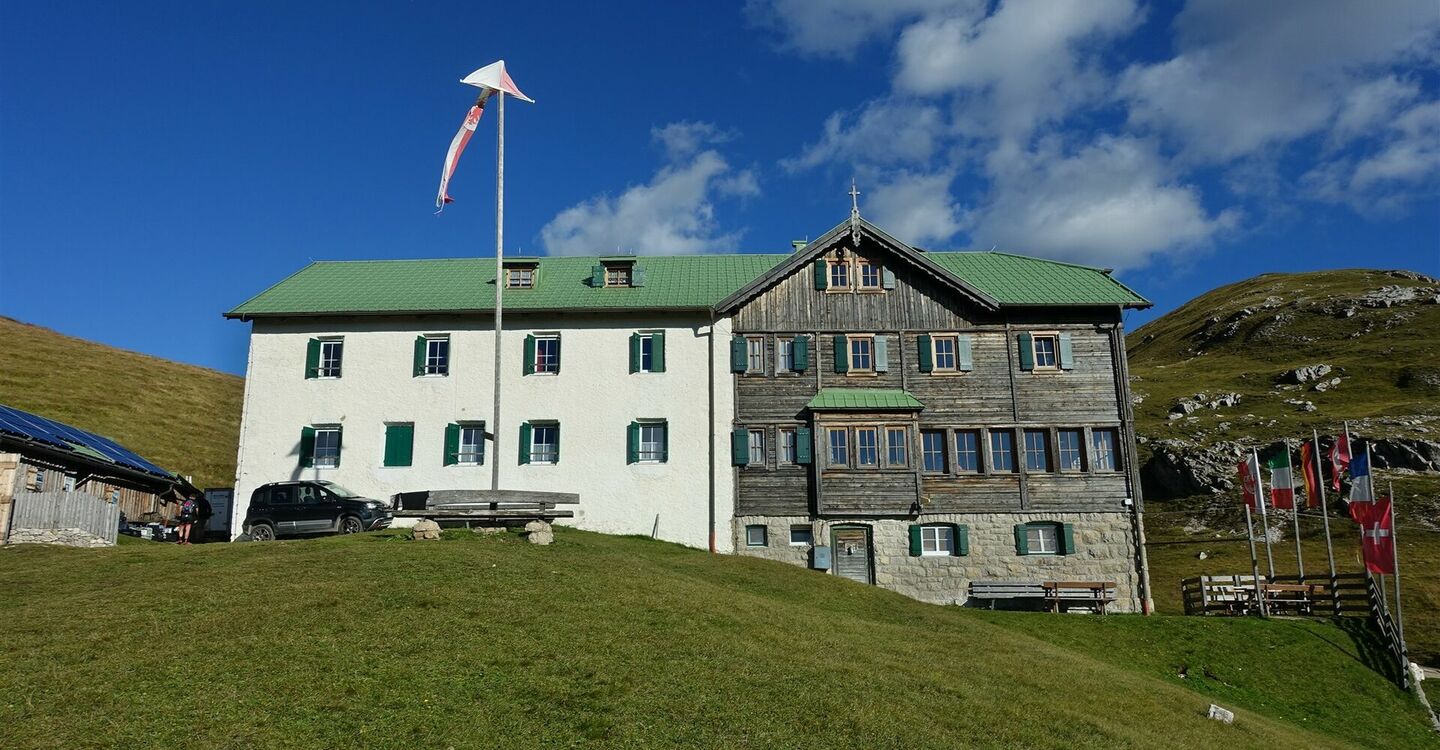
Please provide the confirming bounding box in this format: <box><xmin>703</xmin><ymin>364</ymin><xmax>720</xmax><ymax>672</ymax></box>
<box><xmin>1014</xmin><ymin>523</ymin><xmax>1029</xmax><ymax>556</ymax></box>
<box><xmin>626</xmin><ymin>421</ymin><xmax>639</xmax><ymax>464</ymax></box>
<box><xmin>299</xmin><ymin>426</ymin><xmax>316</xmax><ymax>468</ymax></box>
<box><xmin>731</xmin><ymin>428</ymin><xmax>748</xmax><ymax>466</ymax></box>
<box><xmin>908</xmin><ymin>525</ymin><xmax>922</xmax><ymax>556</ymax></box>
<box><xmin>793</xmin><ymin>335</ymin><xmax>809</xmax><ymax>371</ymax></box>
<box><xmin>384</xmin><ymin>424</ymin><xmax>414</xmax><ymax>467</ymax></box>
<box><xmin>1017</xmin><ymin>332</ymin><xmax>1034</xmax><ymax>371</ymax></box>
<box><xmin>661</xmin><ymin>420</ymin><xmax>669</xmax><ymax>462</ymax></box>
<box><xmin>591</xmin><ymin>264</ymin><xmax>605</xmax><ymax>287</ymax></box>
<box><xmin>1061</xmin><ymin>523</ymin><xmax>1076</xmax><ymax>555</ymax></box>
<box><xmin>832</xmin><ymin>335</ymin><xmax>848</xmax><ymax>373</ymax></box>
<box><xmin>916</xmin><ymin>334</ymin><xmax>933</xmax><ymax>372</ymax></box>
<box><xmin>874</xmin><ymin>335</ymin><xmax>889</xmax><ymax>372</ymax></box>
<box><xmin>629</xmin><ymin>333</ymin><xmax>641</xmax><ymax>373</ymax></box>
<box><xmin>518</xmin><ymin>422</ymin><xmax>532</xmax><ymax>465</ymax></box>
<box><xmin>443</xmin><ymin>423</ymin><xmax>460</xmax><ymax>466</ymax></box>
<box><xmin>1058</xmin><ymin>332</ymin><xmax>1075</xmax><ymax>370</ymax></box>
<box><xmin>958</xmin><ymin>334</ymin><xmax>974</xmax><ymax>372</ymax></box>
<box><xmin>412</xmin><ymin>336</ymin><xmax>426</xmax><ymax>377</ymax></box>
<box><xmin>523</xmin><ymin>334</ymin><xmax>536</xmax><ymax>375</ymax></box>
<box><xmin>796</xmin><ymin>427</ymin><xmax>812</xmax><ymax>464</ymax></box>
<box><xmin>305</xmin><ymin>339</ymin><xmax>321</xmax><ymax>379</ymax></box>
<box><xmin>553</xmin><ymin>336</ymin><xmax>562</xmax><ymax>372</ymax></box>
<box><xmin>730</xmin><ymin>336</ymin><xmax>747</xmax><ymax>372</ymax></box>
<box><xmin>652</xmin><ymin>332</ymin><xmax>666</xmax><ymax>372</ymax></box>
<box><xmin>813</xmin><ymin>258</ymin><xmax>827</xmax><ymax>289</ymax></box>
<box><xmin>956</xmin><ymin>524</ymin><xmax>970</xmax><ymax>556</ymax></box>
<box><xmin>632</xmin><ymin>266</ymin><xmax>646</xmax><ymax>287</ymax></box>
<box><xmin>882</xmin><ymin>268</ymin><xmax>896</xmax><ymax>289</ymax></box>
<box><xmin>553</xmin><ymin>423</ymin><xmax>561</xmax><ymax>462</ymax></box>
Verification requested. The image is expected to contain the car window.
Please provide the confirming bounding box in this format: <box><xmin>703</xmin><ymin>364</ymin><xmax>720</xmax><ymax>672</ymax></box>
<box><xmin>250</xmin><ymin>486</ymin><xmax>269</xmax><ymax>505</ymax></box>
<box><xmin>270</xmin><ymin>486</ymin><xmax>294</xmax><ymax>505</ymax></box>
<box><xmin>297</xmin><ymin>485</ymin><xmax>324</xmax><ymax>504</ymax></box>
<box><xmin>317</xmin><ymin>481</ymin><xmax>360</xmax><ymax>498</ymax></box>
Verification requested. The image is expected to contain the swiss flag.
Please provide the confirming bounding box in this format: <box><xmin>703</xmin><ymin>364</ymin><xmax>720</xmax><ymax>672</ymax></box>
<box><xmin>1358</xmin><ymin>497</ymin><xmax>1396</xmax><ymax>575</ymax></box>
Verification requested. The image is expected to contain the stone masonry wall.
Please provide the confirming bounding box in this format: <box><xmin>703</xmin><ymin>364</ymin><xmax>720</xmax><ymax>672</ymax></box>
<box><xmin>6</xmin><ymin>527</ymin><xmax>113</xmax><ymax>548</ymax></box>
<box><xmin>734</xmin><ymin>512</ymin><xmax>1141</xmax><ymax>612</ymax></box>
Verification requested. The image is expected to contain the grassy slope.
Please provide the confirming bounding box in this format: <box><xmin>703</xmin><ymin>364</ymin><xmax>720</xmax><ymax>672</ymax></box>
<box><xmin>0</xmin><ymin>316</ymin><xmax>243</xmax><ymax>488</ymax></box>
<box><xmin>1125</xmin><ymin>270</ymin><xmax>1440</xmax><ymax>665</ymax></box>
<box><xmin>1</xmin><ymin>530</ymin><xmax>1434</xmax><ymax>750</ymax></box>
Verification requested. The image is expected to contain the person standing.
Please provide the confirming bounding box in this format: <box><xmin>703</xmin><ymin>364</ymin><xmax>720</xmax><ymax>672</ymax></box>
<box><xmin>176</xmin><ymin>493</ymin><xmax>199</xmax><ymax>546</ymax></box>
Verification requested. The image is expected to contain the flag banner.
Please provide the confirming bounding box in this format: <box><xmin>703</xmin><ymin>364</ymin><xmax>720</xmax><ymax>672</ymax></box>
<box><xmin>1238</xmin><ymin>455</ymin><xmax>1261</xmax><ymax>509</ymax></box>
<box><xmin>435</xmin><ymin>97</ymin><xmax>489</xmax><ymax>210</ymax></box>
<box><xmin>1346</xmin><ymin>451</ymin><xmax>1374</xmax><ymax>521</ymax></box>
<box><xmin>1359</xmin><ymin>497</ymin><xmax>1395</xmax><ymax>574</ymax></box>
<box><xmin>1328</xmin><ymin>433</ymin><xmax>1351</xmax><ymax>491</ymax></box>
<box><xmin>1267</xmin><ymin>452</ymin><xmax>1295</xmax><ymax>510</ymax></box>
<box><xmin>460</xmin><ymin>60</ymin><xmax>535</xmax><ymax>102</ymax></box>
<box><xmin>1299</xmin><ymin>441</ymin><xmax>1321</xmax><ymax>509</ymax></box>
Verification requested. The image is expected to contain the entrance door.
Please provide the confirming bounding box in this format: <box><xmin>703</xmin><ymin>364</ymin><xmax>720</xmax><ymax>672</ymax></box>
<box><xmin>831</xmin><ymin>526</ymin><xmax>873</xmax><ymax>585</ymax></box>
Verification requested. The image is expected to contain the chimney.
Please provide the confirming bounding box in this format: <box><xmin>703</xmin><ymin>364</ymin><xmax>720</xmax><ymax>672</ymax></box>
<box><xmin>791</xmin><ymin>240</ymin><xmax>808</xmax><ymax>251</ymax></box>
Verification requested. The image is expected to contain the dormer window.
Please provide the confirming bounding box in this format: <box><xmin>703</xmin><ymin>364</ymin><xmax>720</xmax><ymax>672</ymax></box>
<box><xmin>605</xmin><ymin>265</ymin><xmax>631</xmax><ymax>287</ymax></box>
<box><xmin>594</xmin><ymin>259</ymin><xmax>645</xmax><ymax>288</ymax></box>
<box><xmin>506</xmin><ymin>266</ymin><xmax>535</xmax><ymax>289</ymax></box>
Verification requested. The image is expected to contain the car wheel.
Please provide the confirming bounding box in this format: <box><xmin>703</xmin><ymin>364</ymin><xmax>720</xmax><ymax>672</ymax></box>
<box><xmin>339</xmin><ymin>516</ymin><xmax>364</xmax><ymax>535</ymax></box>
<box><xmin>250</xmin><ymin>523</ymin><xmax>276</xmax><ymax>542</ymax></box>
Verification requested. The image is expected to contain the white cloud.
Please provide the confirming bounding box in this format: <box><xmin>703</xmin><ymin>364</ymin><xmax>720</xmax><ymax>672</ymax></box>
<box><xmin>783</xmin><ymin>100</ymin><xmax>948</xmax><ymax>172</ymax></box>
<box><xmin>1329</xmin><ymin>75</ymin><xmax>1422</xmax><ymax>147</ymax></box>
<box><xmin>1120</xmin><ymin>0</ymin><xmax>1440</xmax><ymax>162</ymax></box>
<box><xmin>971</xmin><ymin>137</ymin><xmax>1238</xmax><ymax>270</ymax></box>
<box><xmin>866</xmin><ymin>171</ymin><xmax>965</xmax><ymax>247</ymax></box>
<box><xmin>1306</xmin><ymin>100</ymin><xmax>1440</xmax><ymax>213</ymax></box>
<box><xmin>539</xmin><ymin>124</ymin><xmax>757</xmax><ymax>256</ymax></box>
<box><xmin>745</xmin><ymin>0</ymin><xmax>979</xmax><ymax>59</ymax></box>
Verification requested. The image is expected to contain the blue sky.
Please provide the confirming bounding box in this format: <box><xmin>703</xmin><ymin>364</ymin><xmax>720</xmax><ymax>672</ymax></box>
<box><xmin>2</xmin><ymin>1</ymin><xmax>1436</xmax><ymax>376</ymax></box>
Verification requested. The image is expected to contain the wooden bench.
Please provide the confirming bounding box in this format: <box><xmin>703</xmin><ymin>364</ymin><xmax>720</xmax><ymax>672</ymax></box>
<box><xmin>969</xmin><ymin>580</ymin><xmax>1046</xmax><ymax>608</ymax></box>
<box><xmin>1042</xmin><ymin>581</ymin><xmax>1118</xmax><ymax>614</ymax></box>
<box><xmin>1261</xmin><ymin>583</ymin><xmax>1325</xmax><ymax>616</ymax></box>
<box><xmin>392</xmin><ymin>489</ymin><xmax>579</xmax><ymax>523</ymax></box>
<box><xmin>1200</xmin><ymin>575</ymin><xmax>1262</xmax><ymax>615</ymax></box>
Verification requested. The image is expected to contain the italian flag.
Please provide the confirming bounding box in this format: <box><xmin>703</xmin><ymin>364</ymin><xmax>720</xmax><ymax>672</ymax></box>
<box><xmin>1267</xmin><ymin>451</ymin><xmax>1295</xmax><ymax>510</ymax></box>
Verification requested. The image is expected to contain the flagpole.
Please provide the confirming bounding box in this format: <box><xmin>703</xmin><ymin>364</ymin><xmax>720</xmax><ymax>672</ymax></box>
<box><xmin>1255</xmin><ymin>449</ymin><xmax>1275</xmax><ymax>580</ymax></box>
<box><xmin>1389</xmin><ymin>480</ymin><xmax>1409</xmax><ymax>687</ymax></box>
<box><xmin>491</xmin><ymin>90</ymin><xmax>505</xmax><ymax>492</ymax></box>
<box><xmin>1244</xmin><ymin>503</ymin><xmax>1267</xmax><ymax>618</ymax></box>
<box><xmin>1286</xmin><ymin>438</ymin><xmax>1303</xmax><ymax>583</ymax></box>
<box><xmin>1366</xmin><ymin>441</ymin><xmax>1387</xmax><ymax>612</ymax></box>
<box><xmin>1314</xmin><ymin>429</ymin><xmax>1338</xmax><ymax>616</ymax></box>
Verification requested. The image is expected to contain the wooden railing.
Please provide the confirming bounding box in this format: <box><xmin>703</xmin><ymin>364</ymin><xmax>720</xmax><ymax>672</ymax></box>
<box><xmin>1181</xmin><ymin>573</ymin><xmax>1370</xmax><ymax>617</ymax></box>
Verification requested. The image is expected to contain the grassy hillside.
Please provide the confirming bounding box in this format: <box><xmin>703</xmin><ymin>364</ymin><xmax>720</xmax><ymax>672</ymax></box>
<box><xmin>0</xmin><ymin>316</ymin><xmax>242</xmax><ymax>488</ymax></box>
<box><xmin>2</xmin><ymin>529</ymin><xmax>1434</xmax><ymax>749</ymax></box>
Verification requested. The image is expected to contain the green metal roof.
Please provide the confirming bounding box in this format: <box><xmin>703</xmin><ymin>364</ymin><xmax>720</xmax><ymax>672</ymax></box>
<box><xmin>226</xmin><ymin>249</ymin><xmax>1147</xmax><ymax>319</ymax></box>
<box><xmin>806</xmin><ymin>388</ymin><xmax>924</xmax><ymax>411</ymax></box>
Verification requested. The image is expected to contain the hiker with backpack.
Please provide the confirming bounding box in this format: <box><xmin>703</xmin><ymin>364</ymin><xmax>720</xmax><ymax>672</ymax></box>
<box><xmin>176</xmin><ymin>492</ymin><xmax>200</xmax><ymax>546</ymax></box>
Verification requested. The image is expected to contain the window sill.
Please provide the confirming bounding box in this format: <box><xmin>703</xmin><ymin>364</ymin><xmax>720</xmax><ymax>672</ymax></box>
<box><xmin>927</xmin><ymin>370</ymin><xmax>969</xmax><ymax>377</ymax></box>
<box><xmin>844</xmin><ymin>371</ymin><xmax>879</xmax><ymax>377</ymax></box>
<box><xmin>920</xmin><ymin>551</ymin><xmax>953</xmax><ymax>557</ymax></box>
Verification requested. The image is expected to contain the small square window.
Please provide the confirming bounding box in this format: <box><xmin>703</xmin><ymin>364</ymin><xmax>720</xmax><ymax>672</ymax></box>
<box><xmin>828</xmin><ymin>260</ymin><xmax>850</xmax><ymax>289</ymax></box>
<box><xmin>748</xmin><ymin>429</ymin><xmax>766</xmax><ymax>466</ymax></box>
<box><xmin>424</xmin><ymin>336</ymin><xmax>450</xmax><ymax>376</ymax></box>
<box><xmin>746</xmin><ymin>525</ymin><xmax>768</xmax><ymax>547</ymax></box>
<box><xmin>531</xmin><ymin>424</ymin><xmax>559</xmax><ymax>464</ymax></box>
<box><xmin>533</xmin><ymin>336</ymin><xmax>560</xmax><ymax>374</ymax></box>
<box><xmin>921</xmin><ymin>525</ymin><xmax>954</xmax><ymax>556</ymax></box>
<box><xmin>605</xmin><ymin>265</ymin><xmax>632</xmax><ymax>287</ymax></box>
<box><xmin>1032</xmin><ymin>334</ymin><xmax>1058</xmax><ymax>369</ymax></box>
<box><xmin>318</xmin><ymin>339</ymin><xmax>343</xmax><ymax>378</ymax></box>
<box><xmin>746</xmin><ymin>337</ymin><xmax>765</xmax><ymax>374</ymax></box>
<box><xmin>932</xmin><ymin>335</ymin><xmax>957</xmax><ymax>371</ymax></box>
<box><xmin>858</xmin><ymin>261</ymin><xmax>882</xmax><ymax>289</ymax></box>
<box><xmin>1026</xmin><ymin>524</ymin><xmax>1059</xmax><ymax>554</ymax></box>
<box><xmin>848</xmin><ymin>336</ymin><xmax>873</xmax><ymax>371</ymax></box>
<box><xmin>789</xmin><ymin>525</ymin><xmax>813</xmax><ymax>546</ymax></box>
<box><xmin>506</xmin><ymin>267</ymin><xmax>535</xmax><ymax>289</ymax></box>
<box><xmin>638</xmin><ymin>422</ymin><xmax>667</xmax><ymax>463</ymax></box>
<box><xmin>457</xmin><ymin>424</ymin><xmax>485</xmax><ymax>465</ymax></box>
<box><xmin>313</xmin><ymin>428</ymin><xmax>341</xmax><ymax>468</ymax></box>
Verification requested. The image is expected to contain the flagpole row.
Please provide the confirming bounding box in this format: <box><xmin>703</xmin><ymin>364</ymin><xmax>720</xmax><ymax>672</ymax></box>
<box><xmin>1255</xmin><ymin>449</ymin><xmax>1275</xmax><ymax>580</ymax></box>
<box><xmin>1244</xmin><ymin>503</ymin><xmax>1266</xmax><ymax>618</ymax></box>
<box><xmin>1285</xmin><ymin>438</ymin><xmax>1304</xmax><ymax>583</ymax></box>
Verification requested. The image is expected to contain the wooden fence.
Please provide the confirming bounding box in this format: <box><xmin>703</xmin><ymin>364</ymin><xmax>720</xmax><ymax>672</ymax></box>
<box><xmin>1366</xmin><ymin>575</ymin><xmax>1411</xmax><ymax>689</ymax></box>
<box><xmin>1181</xmin><ymin>573</ymin><xmax>1371</xmax><ymax>617</ymax></box>
<box><xmin>6</xmin><ymin>491</ymin><xmax>120</xmax><ymax>546</ymax></box>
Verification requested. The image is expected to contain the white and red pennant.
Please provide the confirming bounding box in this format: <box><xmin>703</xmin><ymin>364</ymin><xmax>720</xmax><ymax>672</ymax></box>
<box><xmin>435</xmin><ymin>60</ymin><xmax>534</xmax><ymax>212</ymax></box>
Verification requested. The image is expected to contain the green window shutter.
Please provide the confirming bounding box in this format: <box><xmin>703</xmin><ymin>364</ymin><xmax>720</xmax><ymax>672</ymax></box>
<box><xmin>1014</xmin><ymin>523</ymin><xmax>1029</xmax><ymax>556</ymax></box>
<box><xmin>731</xmin><ymin>428</ymin><xmax>748</xmax><ymax>466</ymax></box>
<box><xmin>813</xmin><ymin>258</ymin><xmax>827</xmax><ymax>289</ymax></box>
<box><xmin>958</xmin><ymin>334</ymin><xmax>974</xmax><ymax>372</ymax></box>
<box><xmin>626</xmin><ymin>421</ymin><xmax>639</xmax><ymax>464</ymax></box>
<box><xmin>916</xmin><ymin>334</ymin><xmax>933</xmax><ymax>373</ymax></box>
<box><xmin>874</xmin><ymin>335</ymin><xmax>889</xmax><ymax>372</ymax></box>
<box><xmin>383</xmin><ymin>424</ymin><xmax>414</xmax><ymax>467</ymax></box>
<box><xmin>730</xmin><ymin>336</ymin><xmax>747</xmax><ymax>372</ymax></box>
<box><xmin>652</xmin><ymin>332</ymin><xmax>666</xmax><ymax>372</ymax></box>
<box><xmin>796</xmin><ymin>427</ymin><xmax>813</xmax><ymax>464</ymax></box>
<box><xmin>629</xmin><ymin>333</ymin><xmax>641</xmax><ymax>373</ymax></box>
<box><xmin>523</xmin><ymin>334</ymin><xmax>536</xmax><ymax>375</ymax></box>
<box><xmin>299</xmin><ymin>426</ymin><xmax>316</xmax><ymax>468</ymax></box>
<box><xmin>1058</xmin><ymin>332</ymin><xmax>1074</xmax><ymax>370</ymax></box>
<box><xmin>1061</xmin><ymin>523</ymin><xmax>1076</xmax><ymax>555</ymax></box>
<box><xmin>413</xmin><ymin>336</ymin><xmax>426</xmax><ymax>377</ymax></box>
<box><xmin>591</xmin><ymin>265</ymin><xmax>605</xmax><ymax>287</ymax></box>
<box><xmin>443</xmin><ymin>423</ymin><xmax>460</xmax><ymax>466</ymax></box>
<box><xmin>553</xmin><ymin>424</ymin><xmax>561</xmax><ymax>463</ymax></box>
<box><xmin>882</xmin><ymin>268</ymin><xmax>896</xmax><ymax>289</ymax></box>
<box><xmin>333</xmin><ymin>427</ymin><xmax>343</xmax><ymax>467</ymax></box>
<box><xmin>632</xmin><ymin>266</ymin><xmax>646</xmax><ymax>287</ymax></box>
<box><xmin>660</xmin><ymin>420</ymin><xmax>669</xmax><ymax>462</ymax></box>
<box><xmin>518</xmin><ymin>422</ymin><xmax>532</xmax><ymax>465</ymax></box>
<box><xmin>553</xmin><ymin>337</ymin><xmax>562</xmax><ymax>373</ymax></box>
<box><xmin>956</xmin><ymin>525</ymin><xmax>970</xmax><ymax>556</ymax></box>
<box><xmin>1017</xmin><ymin>332</ymin><xmax>1034</xmax><ymax>371</ymax></box>
<box><xmin>908</xmin><ymin>525</ymin><xmax>922</xmax><ymax>556</ymax></box>
<box><xmin>832</xmin><ymin>335</ymin><xmax>848</xmax><ymax>373</ymax></box>
<box><xmin>793</xmin><ymin>336</ymin><xmax>809</xmax><ymax>371</ymax></box>
<box><xmin>305</xmin><ymin>338</ymin><xmax>320</xmax><ymax>379</ymax></box>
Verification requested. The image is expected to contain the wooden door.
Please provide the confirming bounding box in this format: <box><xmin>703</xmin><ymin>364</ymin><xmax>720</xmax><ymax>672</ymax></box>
<box><xmin>831</xmin><ymin>526</ymin><xmax>873</xmax><ymax>584</ymax></box>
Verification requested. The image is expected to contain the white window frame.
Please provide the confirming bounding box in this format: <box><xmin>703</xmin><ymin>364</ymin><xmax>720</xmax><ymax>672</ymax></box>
<box><xmin>745</xmin><ymin>336</ymin><xmax>765</xmax><ymax>374</ymax></box>
<box><xmin>1058</xmin><ymin>429</ymin><xmax>1084</xmax><ymax>472</ymax></box>
<box><xmin>533</xmin><ymin>335</ymin><xmax>560</xmax><ymax>375</ymax></box>
<box><xmin>604</xmin><ymin>265</ymin><xmax>631</xmax><ymax>287</ymax></box>
<box><xmin>789</xmin><ymin>525</ymin><xmax>813</xmax><ymax>546</ymax></box>
<box><xmin>778</xmin><ymin>427</ymin><xmax>797</xmax><ymax>465</ymax></box>
<box><xmin>506</xmin><ymin>267</ymin><xmax>535</xmax><ymax>289</ymax></box>
<box><xmin>921</xmin><ymin>525</ymin><xmax>954</xmax><ymax>556</ymax></box>
<box><xmin>530</xmin><ymin>423</ymin><xmax>559</xmax><ymax>465</ymax></box>
<box><xmin>848</xmin><ymin>335</ymin><xmax>874</xmax><ymax>372</ymax></box>
<box><xmin>855</xmin><ymin>427</ymin><xmax>879</xmax><ymax>467</ymax></box>
<box><xmin>747</xmin><ymin>428</ymin><xmax>766</xmax><ymax>466</ymax></box>
<box><xmin>424</xmin><ymin>335</ymin><xmax>450</xmax><ymax>376</ymax></box>
<box><xmin>1031</xmin><ymin>333</ymin><xmax>1059</xmax><ymax>370</ymax></box>
<box><xmin>637</xmin><ymin>333</ymin><xmax>657</xmax><ymax>373</ymax></box>
<box><xmin>776</xmin><ymin>337</ymin><xmax>795</xmax><ymax>374</ymax></box>
<box><xmin>745</xmin><ymin>524</ymin><xmax>768</xmax><ymax>547</ymax></box>
<box><xmin>955</xmin><ymin>429</ymin><xmax>982</xmax><ymax>473</ymax></box>
<box><xmin>886</xmin><ymin>427</ymin><xmax>908</xmax><ymax>467</ymax></box>
<box><xmin>458</xmin><ymin>423</ymin><xmax>486</xmax><ymax>466</ymax></box>
<box><xmin>1092</xmin><ymin>428</ymin><xmax>1120</xmax><ymax>472</ymax></box>
<box><xmin>318</xmin><ymin>338</ymin><xmax>343</xmax><ymax>379</ymax></box>
<box><xmin>1026</xmin><ymin>524</ymin><xmax>1059</xmax><ymax>555</ymax></box>
<box><xmin>313</xmin><ymin>427</ymin><xmax>341</xmax><ymax>469</ymax></box>
<box><xmin>932</xmin><ymin>335</ymin><xmax>958</xmax><ymax>372</ymax></box>
<box><xmin>638</xmin><ymin>422</ymin><xmax>666</xmax><ymax>463</ymax></box>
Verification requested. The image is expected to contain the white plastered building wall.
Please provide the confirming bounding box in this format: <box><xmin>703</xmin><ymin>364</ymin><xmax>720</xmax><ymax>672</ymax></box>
<box><xmin>230</xmin><ymin>312</ymin><xmax>736</xmax><ymax>551</ymax></box>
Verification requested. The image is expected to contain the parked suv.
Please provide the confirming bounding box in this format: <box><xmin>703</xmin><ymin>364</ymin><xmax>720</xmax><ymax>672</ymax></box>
<box><xmin>243</xmin><ymin>481</ymin><xmax>393</xmax><ymax>541</ymax></box>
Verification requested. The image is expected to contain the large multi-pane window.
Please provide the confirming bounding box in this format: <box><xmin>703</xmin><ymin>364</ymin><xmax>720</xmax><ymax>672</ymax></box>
<box><xmin>955</xmin><ymin>430</ymin><xmax>981</xmax><ymax>473</ymax></box>
<box><xmin>318</xmin><ymin>339</ymin><xmax>343</xmax><ymax>378</ymax></box>
<box><xmin>921</xmin><ymin>525</ymin><xmax>954</xmax><ymax>555</ymax></box>
<box><xmin>776</xmin><ymin>337</ymin><xmax>795</xmax><ymax>373</ymax></box>
<box><xmin>313</xmin><ymin>428</ymin><xmax>341</xmax><ymax>468</ymax></box>
<box><xmin>778</xmin><ymin>428</ymin><xmax>797</xmax><ymax>465</ymax></box>
<box><xmin>1032</xmin><ymin>334</ymin><xmax>1058</xmax><ymax>369</ymax></box>
<box><xmin>748</xmin><ymin>429</ymin><xmax>766</xmax><ymax>466</ymax></box>
<box><xmin>1058</xmin><ymin>429</ymin><xmax>1084</xmax><ymax>471</ymax></box>
<box><xmin>828</xmin><ymin>260</ymin><xmax>850</xmax><ymax>289</ymax></box>
<box><xmin>856</xmin><ymin>428</ymin><xmax>879</xmax><ymax>466</ymax></box>
<box><xmin>458</xmin><ymin>424</ymin><xmax>485</xmax><ymax>465</ymax></box>
<box><xmin>534</xmin><ymin>336</ymin><xmax>560</xmax><ymax>374</ymax></box>
<box><xmin>933</xmin><ymin>335</ymin><xmax>957</xmax><ymax>371</ymax></box>
<box><xmin>921</xmin><ymin>430</ymin><xmax>946</xmax><ymax>473</ymax></box>
<box><xmin>827</xmin><ymin>428</ymin><xmax>849</xmax><ymax>466</ymax></box>
<box><xmin>1024</xmin><ymin>430</ymin><xmax>1052</xmax><ymax>472</ymax></box>
<box><xmin>638</xmin><ymin>422</ymin><xmax>667</xmax><ymax>463</ymax></box>
<box><xmin>886</xmin><ymin>427</ymin><xmax>908</xmax><ymax>466</ymax></box>
<box><xmin>746</xmin><ymin>337</ymin><xmax>765</xmax><ymax>374</ymax></box>
<box><xmin>1092</xmin><ymin>428</ymin><xmax>1120</xmax><ymax>471</ymax></box>
<box><xmin>990</xmin><ymin>430</ymin><xmax>1016</xmax><ymax>472</ymax></box>
<box><xmin>530</xmin><ymin>424</ymin><xmax>559</xmax><ymax>464</ymax></box>
<box><xmin>849</xmin><ymin>336</ymin><xmax>873</xmax><ymax>371</ymax></box>
<box><xmin>424</xmin><ymin>336</ymin><xmax>450</xmax><ymax>376</ymax></box>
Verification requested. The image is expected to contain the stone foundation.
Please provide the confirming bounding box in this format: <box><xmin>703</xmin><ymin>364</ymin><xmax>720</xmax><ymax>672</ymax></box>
<box><xmin>7</xmin><ymin>527</ymin><xmax>113</xmax><ymax>548</ymax></box>
<box><xmin>734</xmin><ymin>512</ymin><xmax>1141</xmax><ymax>612</ymax></box>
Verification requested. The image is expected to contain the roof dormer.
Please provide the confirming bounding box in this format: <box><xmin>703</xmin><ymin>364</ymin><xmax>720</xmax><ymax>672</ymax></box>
<box><xmin>502</xmin><ymin>259</ymin><xmax>539</xmax><ymax>289</ymax></box>
<box><xmin>592</xmin><ymin>257</ymin><xmax>646</xmax><ymax>288</ymax></box>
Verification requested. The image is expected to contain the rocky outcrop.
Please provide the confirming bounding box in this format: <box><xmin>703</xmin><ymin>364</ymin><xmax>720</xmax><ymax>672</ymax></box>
<box><xmin>1277</xmin><ymin>364</ymin><xmax>1332</xmax><ymax>384</ymax></box>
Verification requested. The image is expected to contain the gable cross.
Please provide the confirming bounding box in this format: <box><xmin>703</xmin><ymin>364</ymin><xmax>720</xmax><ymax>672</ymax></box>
<box><xmin>848</xmin><ymin>178</ymin><xmax>862</xmax><ymax>249</ymax></box>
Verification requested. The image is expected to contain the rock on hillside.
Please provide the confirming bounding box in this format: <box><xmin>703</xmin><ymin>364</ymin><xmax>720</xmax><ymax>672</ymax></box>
<box><xmin>1126</xmin><ymin>269</ymin><xmax>1440</xmax><ymax>505</ymax></box>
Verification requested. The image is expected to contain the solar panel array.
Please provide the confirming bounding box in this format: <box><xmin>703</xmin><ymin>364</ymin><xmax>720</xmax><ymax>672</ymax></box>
<box><xmin>0</xmin><ymin>404</ymin><xmax>173</xmax><ymax>478</ymax></box>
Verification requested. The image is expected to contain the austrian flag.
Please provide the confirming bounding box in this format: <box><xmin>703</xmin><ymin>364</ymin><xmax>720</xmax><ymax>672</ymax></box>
<box><xmin>1267</xmin><ymin>452</ymin><xmax>1295</xmax><ymax>510</ymax></box>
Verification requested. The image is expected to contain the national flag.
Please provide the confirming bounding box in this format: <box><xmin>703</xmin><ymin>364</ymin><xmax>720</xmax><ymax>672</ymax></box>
<box><xmin>1328</xmin><ymin>433</ymin><xmax>1350</xmax><ymax>491</ymax></box>
<box><xmin>1346</xmin><ymin>450</ymin><xmax>1374</xmax><ymax>521</ymax></box>
<box><xmin>435</xmin><ymin>95</ymin><xmax>490</xmax><ymax>210</ymax></box>
<box><xmin>1299</xmin><ymin>441</ymin><xmax>1322</xmax><ymax>509</ymax></box>
<box><xmin>1359</xmin><ymin>497</ymin><xmax>1395</xmax><ymax>574</ymax></box>
<box><xmin>1238</xmin><ymin>455</ymin><xmax>1261</xmax><ymax>509</ymax></box>
<box><xmin>1267</xmin><ymin>451</ymin><xmax>1295</xmax><ymax>510</ymax></box>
